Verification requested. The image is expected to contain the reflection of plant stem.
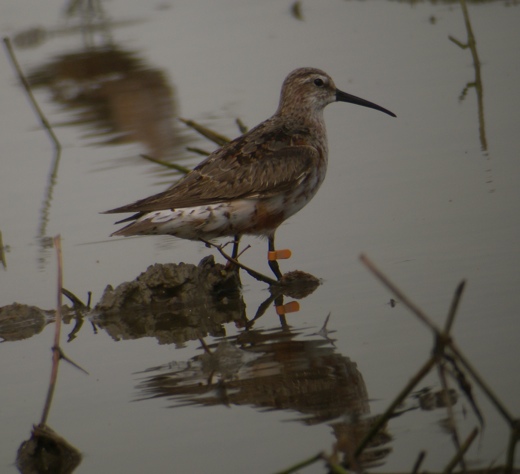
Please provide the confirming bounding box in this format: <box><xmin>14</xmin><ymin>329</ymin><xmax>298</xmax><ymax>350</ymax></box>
<box><xmin>2</xmin><ymin>36</ymin><xmax>64</xmax><ymax>263</ymax></box>
<box><xmin>411</xmin><ymin>451</ymin><xmax>426</xmax><ymax>474</ymax></box>
<box><xmin>360</xmin><ymin>253</ymin><xmax>514</xmax><ymax>427</ymax></box>
<box><xmin>37</xmin><ymin>147</ymin><xmax>61</xmax><ymax>251</ymax></box>
<box><xmin>506</xmin><ymin>424</ymin><xmax>520</xmax><ymax>474</ymax></box>
<box><xmin>40</xmin><ymin>237</ymin><xmax>89</xmax><ymax>426</ymax></box>
<box><xmin>40</xmin><ymin>236</ymin><xmax>64</xmax><ymax>426</ymax></box>
<box><xmin>448</xmin><ymin>0</ymin><xmax>487</xmax><ymax>151</ymax></box>
<box><xmin>438</xmin><ymin>361</ymin><xmax>465</xmax><ymax>470</ymax></box>
<box><xmin>443</xmin><ymin>427</ymin><xmax>478</xmax><ymax>474</ymax></box>
<box><xmin>2</xmin><ymin>37</ymin><xmax>61</xmax><ymax>151</ymax></box>
<box><xmin>449</xmin><ymin>341</ymin><xmax>514</xmax><ymax>426</ymax></box>
<box><xmin>438</xmin><ymin>280</ymin><xmax>466</xmax><ymax>466</ymax></box>
<box><xmin>355</xmin><ymin>355</ymin><xmax>437</xmax><ymax>459</ymax></box>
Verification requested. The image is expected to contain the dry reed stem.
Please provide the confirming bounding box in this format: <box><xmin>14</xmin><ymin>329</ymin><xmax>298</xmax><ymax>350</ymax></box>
<box><xmin>359</xmin><ymin>253</ymin><xmax>518</xmax><ymax>470</ymax></box>
<box><xmin>359</xmin><ymin>253</ymin><xmax>514</xmax><ymax>425</ymax></box>
<box><xmin>201</xmin><ymin>238</ymin><xmax>278</xmax><ymax>285</ymax></box>
<box><xmin>444</xmin><ymin>281</ymin><xmax>466</xmax><ymax>334</ymax></box>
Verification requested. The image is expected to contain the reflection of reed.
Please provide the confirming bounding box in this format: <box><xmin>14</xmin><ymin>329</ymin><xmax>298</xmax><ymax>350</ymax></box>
<box><xmin>449</xmin><ymin>0</ymin><xmax>487</xmax><ymax>152</ymax></box>
<box><xmin>62</xmin><ymin>0</ymin><xmax>112</xmax><ymax>48</ymax></box>
<box><xmin>2</xmin><ymin>37</ymin><xmax>64</xmax><ymax>267</ymax></box>
<box><xmin>25</xmin><ymin>45</ymin><xmax>188</xmax><ymax>265</ymax></box>
<box><xmin>9</xmin><ymin>5</ymin><xmax>187</xmax><ymax>266</ymax></box>
<box><xmin>27</xmin><ymin>48</ymin><xmax>183</xmax><ymax>160</ymax></box>
<box><xmin>37</xmin><ymin>148</ymin><xmax>62</xmax><ymax>268</ymax></box>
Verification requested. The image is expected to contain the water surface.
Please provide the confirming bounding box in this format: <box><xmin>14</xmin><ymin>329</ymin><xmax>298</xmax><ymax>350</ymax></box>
<box><xmin>1</xmin><ymin>1</ymin><xmax>519</xmax><ymax>472</ymax></box>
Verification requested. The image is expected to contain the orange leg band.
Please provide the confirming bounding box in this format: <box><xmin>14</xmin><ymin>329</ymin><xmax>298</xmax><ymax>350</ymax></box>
<box><xmin>268</xmin><ymin>249</ymin><xmax>292</xmax><ymax>261</ymax></box>
<box><xmin>275</xmin><ymin>301</ymin><xmax>300</xmax><ymax>315</ymax></box>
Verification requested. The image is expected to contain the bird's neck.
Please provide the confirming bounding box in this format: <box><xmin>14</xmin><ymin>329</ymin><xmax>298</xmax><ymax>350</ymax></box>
<box><xmin>274</xmin><ymin>108</ymin><xmax>328</xmax><ymax>150</ymax></box>
<box><xmin>276</xmin><ymin>102</ymin><xmax>326</xmax><ymax>127</ymax></box>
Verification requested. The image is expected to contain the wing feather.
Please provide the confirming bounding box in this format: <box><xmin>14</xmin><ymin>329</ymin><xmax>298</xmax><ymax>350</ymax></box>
<box><xmin>104</xmin><ymin>129</ymin><xmax>320</xmax><ymax>214</ymax></box>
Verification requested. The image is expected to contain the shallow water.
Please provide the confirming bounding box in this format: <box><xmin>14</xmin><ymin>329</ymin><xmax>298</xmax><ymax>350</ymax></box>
<box><xmin>1</xmin><ymin>1</ymin><xmax>520</xmax><ymax>472</ymax></box>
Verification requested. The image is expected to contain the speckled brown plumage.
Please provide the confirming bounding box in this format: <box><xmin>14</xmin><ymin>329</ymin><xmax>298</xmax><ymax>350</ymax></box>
<box><xmin>104</xmin><ymin>67</ymin><xmax>395</xmax><ymax>278</ymax></box>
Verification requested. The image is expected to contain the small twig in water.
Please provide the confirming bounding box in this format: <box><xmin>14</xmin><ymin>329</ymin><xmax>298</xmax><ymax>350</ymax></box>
<box><xmin>54</xmin><ymin>346</ymin><xmax>89</xmax><ymax>375</ymax></box>
<box><xmin>201</xmin><ymin>239</ymin><xmax>277</xmax><ymax>285</ymax></box>
<box><xmin>40</xmin><ymin>235</ymin><xmax>64</xmax><ymax>426</ymax></box>
<box><xmin>62</xmin><ymin>287</ymin><xmax>88</xmax><ymax>310</ymax></box>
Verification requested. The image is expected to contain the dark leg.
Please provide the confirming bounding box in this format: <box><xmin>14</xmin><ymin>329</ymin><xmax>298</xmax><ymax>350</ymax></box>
<box><xmin>268</xmin><ymin>235</ymin><xmax>283</xmax><ymax>280</ymax></box>
<box><xmin>231</xmin><ymin>234</ymin><xmax>240</xmax><ymax>260</ymax></box>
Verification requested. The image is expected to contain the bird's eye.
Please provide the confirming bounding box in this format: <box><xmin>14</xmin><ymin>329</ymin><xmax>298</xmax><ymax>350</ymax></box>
<box><xmin>314</xmin><ymin>78</ymin><xmax>324</xmax><ymax>87</ymax></box>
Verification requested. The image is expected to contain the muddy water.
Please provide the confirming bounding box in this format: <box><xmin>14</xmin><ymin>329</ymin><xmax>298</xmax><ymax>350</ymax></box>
<box><xmin>1</xmin><ymin>1</ymin><xmax>519</xmax><ymax>472</ymax></box>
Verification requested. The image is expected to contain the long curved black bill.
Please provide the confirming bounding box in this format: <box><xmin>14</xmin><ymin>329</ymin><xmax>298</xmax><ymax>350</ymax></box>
<box><xmin>336</xmin><ymin>89</ymin><xmax>396</xmax><ymax>117</ymax></box>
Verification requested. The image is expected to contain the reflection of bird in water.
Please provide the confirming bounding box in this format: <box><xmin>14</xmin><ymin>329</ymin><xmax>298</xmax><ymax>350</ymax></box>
<box><xmin>105</xmin><ymin>67</ymin><xmax>395</xmax><ymax>279</ymax></box>
<box><xmin>135</xmin><ymin>327</ymin><xmax>392</xmax><ymax>467</ymax></box>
